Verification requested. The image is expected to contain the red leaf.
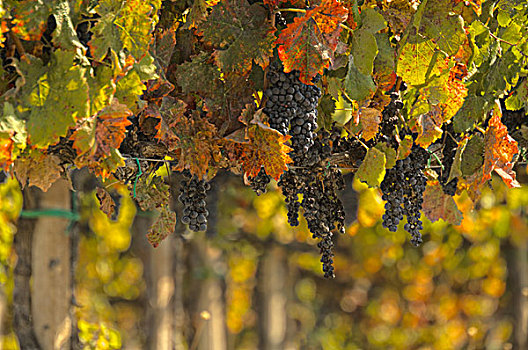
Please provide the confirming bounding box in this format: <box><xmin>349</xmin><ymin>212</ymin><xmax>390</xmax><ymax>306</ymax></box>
<box><xmin>94</xmin><ymin>102</ymin><xmax>133</xmax><ymax>158</ymax></box>
<box><xmin>71</xmin><ymin>100</ymin><xmax>132</xmax><ymax>179</ymax></box>
<box><xmin>422</xmin><ymin>181</ymin><xmax>463</xmax><ymax>225</ymax></box>
<box><xmin>276</xmin><ymin>0</ymin><xmax>347</xmax><ymax>84</ymax></box>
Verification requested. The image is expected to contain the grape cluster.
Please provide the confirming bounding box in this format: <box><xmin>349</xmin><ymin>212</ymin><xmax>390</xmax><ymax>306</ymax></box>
<box><xmin>302</xmin><ymin>167</ymin><xmax>345</xmax><ymax>278</ymax></box>
<box><xmin>380</xmin><ymin>146</ymin><xmax>428</xmax><ymax>246</ymax></box>
<box><xmin>277</xmin><ymin>126</ymin><xmax>354</xmax><ymax>278</ymax></box>
<box><xmin>247</xmin><ymin>167</ymin><xmax>271</xmax><ymax>196</ymax></box>
<box><xmin>179</xmin><ymin>170</ymin><xmax>210</xmax><ymax>232</ymax></box>
<box><xmin>264</xmin><ymin>62</ymin><xmax>321</xmax><ymax>154</ymax></box>
<box><xmin>277</xmin><ymin>170</ymin><xmax>301</xmax><ymax>227</ymax></box>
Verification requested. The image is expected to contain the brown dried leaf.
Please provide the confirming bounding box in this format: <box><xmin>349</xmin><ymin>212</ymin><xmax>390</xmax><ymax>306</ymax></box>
<box><xmin>14</xmin><ymin>151</ymin><xmax>62</xmax><ymax>192</ymax></box>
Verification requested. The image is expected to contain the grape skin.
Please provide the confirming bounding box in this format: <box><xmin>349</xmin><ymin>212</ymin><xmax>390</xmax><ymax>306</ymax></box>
<box><xmin>380</xmin><ymin>146</ymin><xmax>428</xmax><ymax>246</ymax></box>
<box><xmin>179</xmin><ymin>170</ymin><xmax>210</xmax><ymax>232</ymax></box>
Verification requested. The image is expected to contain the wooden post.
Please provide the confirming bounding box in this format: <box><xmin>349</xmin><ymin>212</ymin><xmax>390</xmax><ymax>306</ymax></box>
<box><xmin>31</xmin><ymin>179</ymin><xmax>72</xmax><ymax>350</ymax></box>
<box><xmin>191</xmin><ymin>240</ymin><xmax>227</xmax><ymax>350</ymax></box>
<box><xmin>516</xmin><ymin>237</ymin><xmax>528</xmax><ymax>348</ymax></box>
<box><xmin>13</xmin><ymin>186</ymin><xmax>41</xmax><ymax>349</ymax></box>
<box><xmin>257</xmin><ymin>246</ymin><xmax>287</xmax><ymax>350</ymax></box>
<box><xmin>147</xmin><ymin>232</ymin><xmax>175</xmax><ymax>350</ymax></box>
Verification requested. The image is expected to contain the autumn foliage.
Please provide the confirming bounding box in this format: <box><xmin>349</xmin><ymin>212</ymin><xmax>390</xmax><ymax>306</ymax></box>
<box><xmin>0</xmin><ymin>0</ymin><xmax>526</xmax><ymax>248</ymax></box>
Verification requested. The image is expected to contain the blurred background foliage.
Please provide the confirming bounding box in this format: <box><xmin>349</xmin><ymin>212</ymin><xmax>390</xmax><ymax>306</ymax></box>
<box><xmin>0</xmin><ymin>170</ymin><xmax>527</xmax><ymax>349</ymax></box>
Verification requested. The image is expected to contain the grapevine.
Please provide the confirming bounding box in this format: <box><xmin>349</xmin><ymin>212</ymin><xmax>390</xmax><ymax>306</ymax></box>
<box><xmin>0</xmin><ymin>0</ymin><xmax>526</xmax><ymax>278</ymax></box>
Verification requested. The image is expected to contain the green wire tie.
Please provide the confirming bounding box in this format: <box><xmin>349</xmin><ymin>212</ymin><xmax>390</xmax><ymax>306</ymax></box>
<box><xmin>133</xmin><ymin>158</ymin><xmax>143</xmax><ymax>199</ymax></box>
<box><xmin>426</xmin><ymin>149</ymin><xmax>444</xmax><ymax>171</ymax></box>
<box><xmin>20</xmin><ymin>209</ymin><xmax>80</xmax><ymax>221</ymax></box>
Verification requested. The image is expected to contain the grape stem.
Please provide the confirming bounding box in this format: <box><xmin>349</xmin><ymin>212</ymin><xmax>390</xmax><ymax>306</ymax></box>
<box><xmin>343</xmin><ymin>125</ymin><xmax>369</xmax><ymax>151</ymax></box>
<box><xmin>275</xmin><ymin>8</ymin><xmax>354</xmax><ymax>33</ymax></box>
<box><xmin>7</xmin><ymin>30</ymin><xmax>29</xmax><ymax>63</ymax></box>
<box><xmin>278</xmin><ymin>8</ymin><xmax>307</xmax><ymax>13</ymax></box>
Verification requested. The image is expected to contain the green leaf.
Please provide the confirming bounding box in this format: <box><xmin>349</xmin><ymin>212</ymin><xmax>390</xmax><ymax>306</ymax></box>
<box><xmin>397</xmin><ymin>0</ymin><xmax>466</xmax><ymax>86</ymax></box>
<box><xmin>98</xmin><ymin>149</ymin><xmax>126</xmax><ymax>179</ymax></box>
<box><xmin>89</xmin><ymin>0</ymin><xmax>161</xmax><ymax>61</ymax></box>
<box><xmin>447</xmin><ymin>137</ymin><xmax>466</xmax><ymax>182</ymax></box>
<box><xmin>20</xmin><ymin>51</ymin><xmax>89</xmax><ymax>147</ymax></box>
<box><xmin>317</xmin><ymin>94</ymin><xmax>337</xmax><ymax>129</ymax></box>
<box><xmin>87</xmin><ymin>56</ymin><xmax>118</xmax><ymax>116</ymax></box>
<box><xmin>89</xmin><ymin>13</ymin><xmax>122</xmax><ymax>61</ymax></box>
<box><xmin>350</xmin><ymin>8</ymin><xmax>386</xmax><ymax>76</ymax></box>
<box><xmin>344</xmin><ymin>56</ymin><xmax>376</xmax><ymax>102</ymax></box>
<box><xmin>133</xmin><ymin>53</ymin><xmax>159</xmax><ymax>81</ymax></box>
<box><xmin>183</xmin><ymin>0</ymin><xmax>209</xmax><ymax>29</ymax></box>
<box><xmin>505</xmin><ymin>80</ymin><xmax>528</xmax><ymax>111</ymax></box>
<box><xmin>114</xmin><ymin>70</ymin><xmax>146</xmax><ymax>112</ymax></box>
<box><xmin>351</xmin><ymin>30</ymin><xmax>378</xmax><ymax>75</ymax></box>
<box><xmin>201</xmin><ymin>0</ymin><xmax>276</xmax><ymax>74</ymax></box>
<box><xmin>373</xmin><ymin>32</ymin><xmax>397</xmax><ymax>89</ymax></box>
<box><xmin>375</xmin><ymin>142</ymin><xmax>396</xmax><ymax>169</ymax></box>
<box><xmin>461</xmin><ymin>134</ymin><xmax>484</xmax><ymax>176</ymax></box>
<box><xmin>175</xmin><ymin>53</ymin><xmax>223</xmax><ymax>97</ymax></box>
<box><xmin>453</xmin><ymin>95</ymin><xmax>488</xmax><ymax>132</ymax></box>
<box><xmin>421</xmin><ymin>2</ymin><xmax>466</xmax><ymax>56</ymax></box>
<box><xmin>357</xmin><ymin>147</ymin><xmax>386</xmax><ymax>187</ymax></box>
<box><xmin>51</xmin><ymin>1</ymin><xmax>84</xmax><ymax>50</ymax></box>
<box><xmin>397</xmin><ymin>37</ymin><xmax>436</xmax><ymax>86</ymax></box>
<box><xmin>0</xmin><ymin>103</ymin><xmax>27</xmax><ymax>148</ymax></box>
<box><xmin>359</xmin><ymin>8</ymin><xmax>386</xmax><ymax>34</ymax></box>
<box><xmin>11</xmin><ymin>0</ymin><xmax>50</xmax><ymax>41</ymax></box>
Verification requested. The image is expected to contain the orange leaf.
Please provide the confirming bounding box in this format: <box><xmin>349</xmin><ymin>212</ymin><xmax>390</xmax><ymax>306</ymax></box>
<box><xmin>170</xmin><ymin>110</ymin><xmax>222</xmax><ymax>178</ymax></box>
<box><xmin>264</xmin><ymin>0</ymin><xmax>305</xmax><ymax>7</ymax></box>
<box><xmin>465</xmin><ymin>102</ymin><xmax>520</xmax><ymax>201</ymax></box>
<box><xmin>95</xmin><ymin>102</ymin><xmax>133</xmax><ymax>158</ymax></box>
<box><xmin>397</xmin><ymin>135</ymin><xmax>413</xmax><ymax>160</ymax></box>
<box><xmin>482</xmin><ymin>105</ymin><xmax>520</xmax><ymax>188</ymax></box>
<box><xmin>359</xmin><ymin>108</ymin><xmax>381</xmax><ymax>141</ymax></box>
<box><xmin>226</xmin><ymin>110</ymin><xmax>292</xmax><ymax>180</ymax></box>
<box><xmin>156</xmin><ymin>97</ymin><xmax>187</xmax><ymax>150</ymax></box>
<box><xmin>0</xmin><ymin>135</ymin><xmax>15</xmax><ymax>171</ymax></box>
<box><xmin>312</xmin><ymin>0</ymin><xmax>348</xmax><ymax>34</ymax></box>
<box><xmin>414</xmin><ymin>106</ymin><xmax>444</xmax><ymax>148</ymax></box>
